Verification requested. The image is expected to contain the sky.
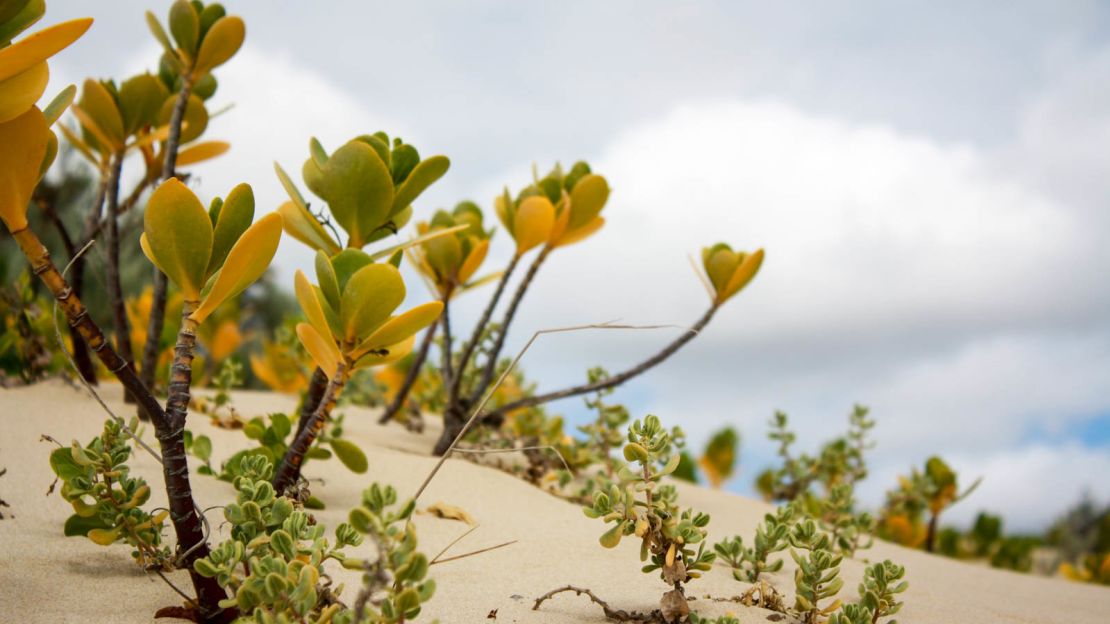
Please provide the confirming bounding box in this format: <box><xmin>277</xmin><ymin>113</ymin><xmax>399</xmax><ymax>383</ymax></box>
<box><xmin>44</xmin><ymin>1</ymin><xmax>1110</xmax><ymax>532</ymax></box>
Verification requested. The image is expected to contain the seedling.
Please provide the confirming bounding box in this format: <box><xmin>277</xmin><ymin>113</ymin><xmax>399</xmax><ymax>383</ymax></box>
<box><xmin>789</xmin><ymin>519</ymin><xmax>845</xmax><ymax>623</ymax></box>
<box><xmin>714</xmin><ymin>503</ymin><xmax>795</xmax><ymax>584</ymax></box>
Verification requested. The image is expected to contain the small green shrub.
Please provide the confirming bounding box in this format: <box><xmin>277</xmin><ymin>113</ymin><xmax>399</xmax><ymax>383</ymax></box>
<box><xmin>713</xmin><ymin>503</ymin><xmax>795</xmax><ymax>583</ymax></box>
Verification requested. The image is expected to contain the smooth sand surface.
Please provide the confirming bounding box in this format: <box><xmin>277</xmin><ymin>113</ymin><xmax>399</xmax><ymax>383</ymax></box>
<box><xmin>2</xmin><ymin>380</ymin><xmax>1108</xmax><ymax>623</ymax></box>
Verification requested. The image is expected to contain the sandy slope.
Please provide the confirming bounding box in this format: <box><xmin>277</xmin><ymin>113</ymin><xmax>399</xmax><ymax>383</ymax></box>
<box><xmin>1</xmin><ymin>380</ymin><xmax>1107</xmax><ymax>623</ymax></box>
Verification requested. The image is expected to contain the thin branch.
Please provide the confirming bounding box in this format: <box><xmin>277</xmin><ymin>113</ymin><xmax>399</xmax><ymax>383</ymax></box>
<box><xmin>430</xmin><ymin>540</ymin><xmax>517</xmax><ymax>565</ymax></box>
<box><xmin>439</xmin><ymin>295</ymin><xmax>455</xmax><ymax>389</ymax></box>
<box><xmin>532</xmin><ymin>585</ymin><xmax>661</xmax><ymax>623</ymax></box>
<box><xmin>450</xmin><ymin>445</ymin><xmax>572</xmax><ymax>474</ymax></box>
<box><xmin>413</xmin><ymin>321</ymin><xmax>684</xmax><ymax>504</ymax></box>
<box><xmin>378</xmin><ymin>321</ymin><xmax>438</xmax><ymax>424</ymax></box>
<box><xmin>483</xmin><ymin>306</ymin><xmax>718</xmax><ymax>422</ymax></box>
<box><xmin>430</xmin><ymin>525</ymin><xmax>478</xmax><ymax>564</ymax></box>
<box><xmin>468</xmin><ymin>246</ymin><xmax>550</xmax><ymax>406</ymax></box>
<box><xmin>449</xmin><ymin>253</ymin><xmax>521</xmax><ymax>402</ymax></box>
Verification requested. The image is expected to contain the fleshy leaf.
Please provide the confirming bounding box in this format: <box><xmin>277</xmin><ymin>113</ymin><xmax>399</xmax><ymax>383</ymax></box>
<box><xmin>0</xmin><ymin>17</ymin><xmax>91</xmax><ymax>82</ymax></box>
<box><xmin>41</xmin><ymin>83</ymin><xmax>75</xmax><ymax>125</ymax></box>
<box><xmin>513</xmin><ymin>195</ymin><xmax>554</xmax><ymax>254</ymax></box>
<box><xmin>0</xmin><ymin>60</ymin><xmax>46</xmax><ymax>123</ymax></box>
<box><xmin>294</xmin><ymin>269</ymin><xmax>334</xmax><ymax>343</ymax></box>
<box><xmin>308</xmin><ymin>140</ymin><xmax>394</xmax><ymax>248</ymax></box>
<box><xmin>206</xmin><ymin>182</ymin><xmax>254</xmax><ymax>275</ymax></box>
<box><xmin>457</xmin><ymin>238</ymin><xmax>489</xmax><ymax>284</ymax></box>
<box><xmin>351</xmin><ymin>334</ymin><xmax>414</xmax><ymax>370</ymax></box>
<box><xmin>168</xmin><ymin>0</ymin><xmax>199</xmax><ymax>58</ymax></box>
<box><xmin>0</xmin><ymin>0</ymin><xmax>45</xmax><ymax>47</ymax></box>
<box><xmin>192</xmin><ymin>15</ymin><xmax>244</xmax><ymax>75</ymax></box>
<box><xmin>192</xmin><ymin>211</ymin><xmax>281</xmax><ymax>323</ymax></box>
<box><xmin>340</xmin><ymin>263</ymin><xmax>405</xmax><ymax>342</ymax></box>
<box><xmin>277</xmin><ymin>200</ymin><xmax>339</xmax><ymax>255</ymax></box>
<box><xmin>721</xmin><ymin>248</ymin><xmax>764</xmax><ymax>302</ymax></box>
<box><xmin>143</xmin><ymin>177</ymin><xmax>213</xmax><ymax>299</ymax></box>
<box><xmin>315</xmin><ymin>251</ymin><xmax>340</xmax><ymax>310</ymax></box>
<box><xmin>0</xmin><ymin>105</ymin><xmax>48</xmax><ymax>231</ymax></box>
<box><xmin>117</xmin><ymin>73</ymin><xmax>166</xmax><ymax>136</ymax></box>
<box><xmin>423</xmin><ymin>232</ymin><xmax>461</xmax><ymax>280</ymax></box>
<box><xmin>567</xmin><ymin>173</ymin><xmax>609</xmax><ymax>231</ymax></box>
<box><xmin>352</xmin><ymin>301</ymin><xmax>442</xmax><ymax>358</ymax></box>
<box><xmin>554</xmin><ymin>216</ymin><xmax>604</xmax><ymax>248</ymax></box>
<box><xmin>330</xmin><ymin>439</ymin><xmax>368</xmax><ymax>474</ymax></box>
<box><xmin>295</xmin><ymin>322</ymin><xmax>339</xmax><ymax>380</ymax></box>
<box><xmin>391</xmin><ymin>154</ymin><xmax>449</xmax><ymax>215</ymax></box>
<box><xmin>329</xmin><ymin>249</ymin><xmax>373</xmax><ymax>294</ymax></box>
<box><xmin>176</xmin><ymin>140</ymin><xmax>229</xmax><ymax>166</ymax></box>
<box><xmin>159</xmin><ymin>93</ymin><xmax>207</xmax><ymax>144</ymax></box>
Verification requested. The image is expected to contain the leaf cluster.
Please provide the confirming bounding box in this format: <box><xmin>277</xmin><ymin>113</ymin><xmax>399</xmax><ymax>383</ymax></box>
<box><xmin>713</xmin><ymin>503</ymin><xmax>795</xmax><ymax>583</ymax></box>
<box><xmin>48</xmin><ymin>418</ymin><xmax>172</xmax><ymax>569</ymax></box>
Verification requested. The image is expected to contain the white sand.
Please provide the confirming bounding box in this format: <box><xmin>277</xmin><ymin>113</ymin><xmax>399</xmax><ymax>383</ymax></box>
<box><xmin>2</xmin><ymin>380</ymin><xmax>1108</xmax><ymax>623</ymax></box>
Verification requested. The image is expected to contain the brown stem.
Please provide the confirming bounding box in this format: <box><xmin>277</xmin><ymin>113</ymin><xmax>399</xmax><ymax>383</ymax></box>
<box><xmin>926</xmin><ymin>511</ymin><xmax>939</xmax><ymax>553</ymax></box>
<box><xmin>67</xmin><ymin>177</ymin><xmax>108</xmax><ymax>384</ymax></box>
<box><xmin>272</xmin><ymin>362</ymin><xmax>349</xmax><ymax>494</ymax></box>
<box><xmin>104</xmin><ymin>152</ymin><xmax>135</xmax><ymax>400</ymax></box>
<box><xmin>483</xmin><ymin>304</ymin><xmax>719</xmax><ymax>424</ymax></box>
<box><xmin>439</xmin><ymin>296</ymin><xmax>454</xmax><ymax>389</ymax></box>
<box><xmin>139</xmin><ymin>75</ymin><xmax>194</xmax><ymax>415</ymax></box>
<box><xmin>468</xmin><ymin>246</ymin><xmax>551</xmax><ymax>407</ymax></box>
<box><xmin>532</xmin><ymin>585</ymin><xmax>662</xmax><ymax>623</ymax></box>
<box><xmin>10</xmin><ymin>227</ymin><xmax>233</xmax><ymax>621</ymax></box>
<box><xmin>449</xmin><ymin>254</ymin><xmax>521</xmax><ymax>402</ymax></box>
<box><xmin>295</xmin><ymin>366</ymin><xmax>328</xmax><ymax>437</ymax></box>
<box><xmin>378</xmin><ymin>321</ymin><xmax>438</xmax><ymax>424</ymax></box>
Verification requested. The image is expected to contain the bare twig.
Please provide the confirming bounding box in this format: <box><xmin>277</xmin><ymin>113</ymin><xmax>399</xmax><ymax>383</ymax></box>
<box><xmin>449</xmin><ymin>253</ymin><xmax>521</xmax><ymax>402</ymax></box>
<box><xmin>430</xmin><ymin>540</ymin><xmax>517</xmax><ymax>565</ymax></box>
<box><xmin>532</xmin><ymin>585</ymin><xmax>662</xmax><ymax>623</ymax></box>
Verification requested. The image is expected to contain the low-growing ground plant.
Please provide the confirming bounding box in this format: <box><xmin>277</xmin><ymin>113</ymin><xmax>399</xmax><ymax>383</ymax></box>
<box><xmin>788</xmin><ymin>519</ymin><xmax>846</xmax><ymax>623</ymax></box>
<box><xmin>714</xmin><ymin>503</ymin><xmax>795</xmax><ymax>585</ymax></box>
<box><xmin>536</xmin><ymin>414</ymin><xmax>714</xmax><ymax>623</ymax></box>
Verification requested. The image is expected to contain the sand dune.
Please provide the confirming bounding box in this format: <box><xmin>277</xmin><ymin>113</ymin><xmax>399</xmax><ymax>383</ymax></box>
<box><xmin>1</xmin><ymin>380</ymin><xmax>1107</xmax><ymax>623</ymax></box>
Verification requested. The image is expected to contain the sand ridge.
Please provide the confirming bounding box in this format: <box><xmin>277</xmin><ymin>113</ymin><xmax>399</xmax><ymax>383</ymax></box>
<box><xmin>1</xmin><ymin>380</ymin><xmax>1108</xmax><ymax>623</ymax></box>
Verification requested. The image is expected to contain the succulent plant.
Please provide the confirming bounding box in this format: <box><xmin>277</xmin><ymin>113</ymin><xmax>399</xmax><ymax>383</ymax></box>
<box><xmin>700</xmin><ymin>242</ymin><xmax>764</xmax><ymax>305</ymax></box>
<box><xmin>495</xmin><ymin>161</ymin><xmax>610</xmax><ymax>254</ymax></box>
<box><xmin>276</xmin><ymin>133</ymin><xmax>449</xmax><ymax>254</ymax></box>
<box><xmin>714</xmin><ymin>503</ymin><xmax>795</xmax><ymax>584</ymax></box>
<box><xmin>410</xmin><ymin>201</ymin><xmax>493</xmax><ymax>297</ymax></box>
<box><xmin>789</xmin><ymin>518</ymin><xmax>845</xmax><ymax>623</ymax></box>
<box><xmin>858</xmin><ymin>560</ymin><xmax>907</xmax><ymax>622</ymax></box>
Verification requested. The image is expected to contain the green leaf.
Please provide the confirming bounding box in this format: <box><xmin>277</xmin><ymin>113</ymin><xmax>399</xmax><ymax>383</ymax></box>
<box><xmin>168</xmin><ymin>0</ymin><xmax>199</xmax><ymax>57</ymax></box>
<box><xmin>117</xmin><ymin>73</ymin><xmax>167</xmax><ymax>136</ymax></box>
<box><xmin>144</xmin><ymin>10</ymin><xmax>174</xmax><ymax>55</ymax></box>
<box><xmin>339</xmin><ymin>263</ymin><xmax>405</xmax><ymax>342</ymax></box>
<box><xmin>306</xmin><ymin>140</ymin><xmax>393</xmax><ymax>248</ymax></box>
<box><xmin>192</xmin><ymin>435</ymin><xmax>212</xmax><ymax>461</ymax></box>
<box><xmin>63</xmin><ymin>513</ymin><xmax>111</xmax><ymax>537</ymax></box>
<box><xmin>143</xmin><ymin>178</ymin><xmax>213</xmax><ymax>300</ymax></box>
<box><xmin>330</xmin><ymin>439</ymin><xmax>368</xmax><ymax>474</ymax></box>
<box><xmin>391</xmin><ymin>155</ymin><xmax>449</xmax><ymax>216</ymax></box>
<box><xmin>193</xmin><ymin>15</ymin><xmax>244</xmax><ymax>74</ymax></box>
<box><xmin>77</xmin><ymin>78</ymin><xmax>124</xmax><ymax>150</ymax></box>
<box><xmin>390</xmin><ymin>143</ymin><xmax>419</xmax><ymax>184</ymax></box>
<box><xmin>41</xmin><ymin>83</ymin><xmax>75</xmax><ymax>126</ymax></box>
<box><xmin>599</xmin><ymin>522</ymin><xmax>625</xmax><ymax>548</ymax></box>
<box><xmin>49</xmin><ymin>446</ymin><xmax>84</xmax><ymax>481</ymax></box>
<box><xmin>206</xmin><ymin>182</ymin><xmax>254</xmax><ymax>276</ymax></box>
<box><xmin>0</xmin><ymin>0</ymin><xmax>44</xmax><ymax>47</ymax></box>
<box><xmin>314</xmin><ymin>251</ymin><xmax>340</xmax><ymax>310</ymax></box>
<box><xmin>354</xmin><ymin>301</ymin><xmax>442</xmax><ymax>357</ymax></box>
<box><xmin>568</xmin><ymin>173</ymin><xmax>609</xmax><ymax>230</ymax></box>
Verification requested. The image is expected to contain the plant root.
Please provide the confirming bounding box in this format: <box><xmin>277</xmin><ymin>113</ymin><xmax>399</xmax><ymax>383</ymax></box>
<box><xmin>533</xmin><ymin>585</ymin><xmax>667</xmax><ymax>623</ymax></box>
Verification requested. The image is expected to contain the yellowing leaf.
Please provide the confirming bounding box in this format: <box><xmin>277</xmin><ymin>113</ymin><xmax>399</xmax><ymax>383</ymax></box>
<box><xmin>513</xmin><ymin>195</ymin><xmax>554</xmax><ymax>255</ymax></box>
<box><xmin>705</xmin><ymin>247</ymin><xmax>738</xmax><ymax>292</ymax></box>
<box><xmin>0</xmin><ymin>17</ymin><xmax>92</xmax><ymax>82</ymax></box>
<box><xmin>296</xmin><ymin>322</ymin><xmax>340</xmax><ymax>381</ymax></box>
<box><xmin>0</xmin><ymin>105</ymin><xmax>48</xmax><ymax>231</ymax></box>
<box><xmin>423</xmin><ymin>231</ymin><xmax>461</xmax><ymax>280</ymax></box>
<box><xmin>554</xmin><ymin>215</ymin><xmax>604</xmax><ymax>248</ymax></box>
<box><xmin>421</xmin><ymin>501</ymin><xmax>476</xmax><ymax>526</ymax></box>
<box><xmin>367</xmin><ymin>222</ymin><xmax>467</xmax><ymax>261</ymax></box>
<box><xmin>77</xmin><ymin>78</ymin><xmax>124</xmax><ymax>151</ymax></box>
<box><xmin>139</xmin><ymin>232</ymin><xmax>164</xmax><ymax>272</ymax></box>
<box><xmin>340</xmin><ymin>263</ymin><xmax>405</xmax><ymax>342</ymax></box>
<box><xmin>86</xmin><ymin>527</ymin><xmax>120</xmax><ymax>546</ymax></box>
<box><xmin>351</xmin><ymin>334</ymin><xmax>414</xmax><ymax>370</ymax></box>
<box><xmin>117</xmin><ymin>73</ymin><xmax>166</xmax><ymax>136</ymax></box>
<box><xmin>294</xmin><ymin>269</ymin><xmax>334</xmax><ymax>343</ymax></box>
<box><xmin>192</xmin><ymin>15</ymin><xmax>244</xmax><ymax>75</ymax></box>
<box><xmin>175</xmin><ymin>140</ymin><xmax>228</xmax><ymax>166</ymax></box>
<box><xmin>457</xmin><ymin>238</ymin><xmax>489</xmax><ymax>284</ymax></box>
<box><xmin>0</xmin><ymin>59</ymin><xmax>47</xmax><ymax>123</ymax></box>
<box><xmin>721</xmin><ymin>248</ymin><xmax>764</xmax><ymax>302</ymax></box>
<box><xmin>159</xmin><ymin>93</ymin><xmax>207</xmax><ymax>144</ymax></box>
<box><xmin>143</xmin><ymin>177</ymin><xmax>213</xmax><ymax>299</ymax></box>
<box><xmin>277</xmin><ymin>200</ymin><xmax>340</xmax><ymax>255</ymax></box>
<box><xmin>191</xmin><ymin>211</ymin><xmax>281</xmax><ymax>323</ymax></box>
<box><xmin>568</xmin><ymin>174</ymin><xmax>609</xmax><ymax>231</ymax></box>
<box><xmin>353</xmin><ymin>301</ymin><xmax>442</xmax><ymax>358</ymax></box>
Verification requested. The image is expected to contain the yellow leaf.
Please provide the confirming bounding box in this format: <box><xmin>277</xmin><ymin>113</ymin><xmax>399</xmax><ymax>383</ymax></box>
<box><xmin>352</xmin><ymin>301</ymin><xmax>442</xmax><ymax>358</ymax></box>
<box><xmin>77</xmin><ymin>78</ymin><xmax>124</xmax><ymax>150</ymax></box>
<box><xmin>421</xmin><ymin>501</ymin><xmax>476</xmax><ymax>526</ymax></box>
<box><xmin>457</xmin><ymin>238</ymin><xmax>489</xmax><ymax>284</ymax></box>
<box><xmin>206</xmin><ymin>320</ymin><xmax>242</xmax><ymax>362</ymax></box>
<box><xmin>351</xmin><ymin>334</ymin><xmax>414</xmax><ymax>370</ymax></box>
<box><xmin>567</xmin><ymin>174</ymin><xmax>609</xmax><ymax>231</ymax></box>
<box><xmin>56</xmin><ymin>121</ymin><xmax>97</xmax><ymax>165</ymax></box>
<box><xmin>547</xmin><ymin>193</ymin><xmax>571</xmax><ymax>244</ymax></box>
<box><xmin>87</xmin><ymin>527</ymin><xmax>120</xmax><ymax>546</ymax></box>
<box><xmin>340</xmin><ymin>263</ymin><xmax>405</xmax><ymax>342</ymax></box>
<box><xmin>0</xmin><ymin>106</ymin><xmax>48</xmax><ymax>231</ymax></box>
<box><xmin>191</xmin><ymin>212</ymin><xmax>282</xmax><ymax>323</ymax></box>
<box><xmin>705</xmin><ymin>246</ymin><xmax>738</xmax><ymax>293</ymax></box>
<box><xmin>554</xmin><ymin>215</ymin><xmax>604</xmax><ymax>248</ymax></box>
<box><xmin>367</xmin><ymin>222</ymin><xmax>467</xmax><ymax>261</ymax></box>
<box><xmin>294</xmin><ymin>269</ymin><xmax>334</xmax><ymax>343</ymax></box>
<box><xmin>721</xmin><ymin>248</ymin><xmax>764</xmax><ymax>302</ymax></box>
<box><xmin>176</xmin><ymin>140</ymin><xmax>229</xmax><ymax>166</ymax></box>
<box><xmin>143</xmin><ymin>177</ymin><xmax>213</xmax><ymax>300</ymax></box>
<box><xmin>192</xmin><ymin>15</ymin><xmax>244</xmax><ymax>75</ymax></box>
<box><xmin>277</xmin><ymin>200</ymin><xmax>340</xmax><ymax>255</ymax></box>
<box><xmin>68</xmin><ymin>104</ymin><xmax>113</xmax><ymax>154</ymax></box>
<box><xmin>0</xmin><ymin>60</ymin><xmax>47</xmax><ymax>123</ymax></box>
<box><xmin>0</xmin><ymin>18</ymin><xmax>92</xmax><ymax>82</ymax></box>
<box><xmin>513</xmin><ymin>195</ymin><xmax>554</xmax><ymax>255</ymax></box>
<box><xmin>296</xmin><ymin>322</ymin><xmax>339</xmax><ymax>380</ymax></box>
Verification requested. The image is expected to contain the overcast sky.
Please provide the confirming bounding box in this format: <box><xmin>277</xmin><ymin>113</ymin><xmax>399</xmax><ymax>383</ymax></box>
<box><xmin>46</xmin><ymin>1</ymin><xmax>1110</xmax><ymax>531</ymax></box>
